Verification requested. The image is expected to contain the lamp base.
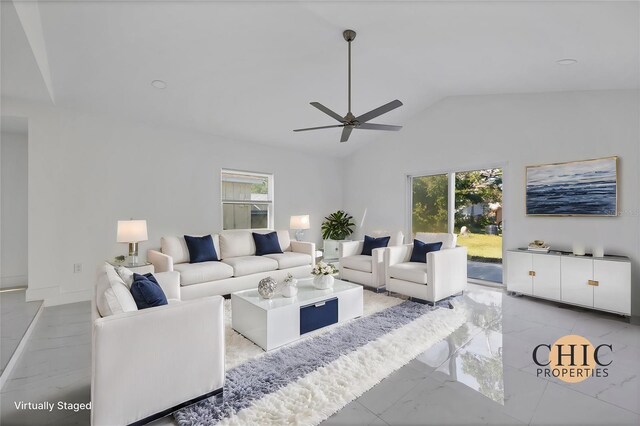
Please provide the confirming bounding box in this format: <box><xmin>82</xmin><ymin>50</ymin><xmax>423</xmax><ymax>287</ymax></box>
<box><xmin>128</xmin><ymin>242</ymin><xmax>139</xmax><ymax>265</ymax></box>
<box><xmin>294</xmin><ymin>230</ymin><xmax>305</xmax><ymax>241</ymax></box>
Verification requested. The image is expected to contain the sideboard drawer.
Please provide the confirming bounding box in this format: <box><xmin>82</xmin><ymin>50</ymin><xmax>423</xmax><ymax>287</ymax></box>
<box><xmin>300</xmin><ymin>298</ymin><xmax>338</xmax><ymax>335</ymax></box>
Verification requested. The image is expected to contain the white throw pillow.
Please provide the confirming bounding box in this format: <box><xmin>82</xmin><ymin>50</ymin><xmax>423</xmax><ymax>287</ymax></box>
<box><xmin>115</xmin><ymin>266</ymin><xmax>134</xmax><ymax>288</ymax></box>
<box><xmin>96</xmin><ymin>263</ymin><xmax>138</xmax><ymax>317</ymax></box>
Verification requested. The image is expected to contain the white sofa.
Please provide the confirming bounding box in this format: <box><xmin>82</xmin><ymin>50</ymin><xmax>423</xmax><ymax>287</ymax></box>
<box><xmin>339</xmin><ymin>231</ymin><xmax>404</xmax><ymax>290</ymax></box>
<box><xmin>385</xmin><ymin>233</ymin><xmax>467</xmax><ymax>304</ymax></box>
<box><xmin>148</xmin><ymin>229</ymin><xmax>315</xmax><ymax>299</ymax></box>
<box><xmin>92</xmin><ymin>263</ymin><xmax>224</xmax><ymax>426</ymax></box>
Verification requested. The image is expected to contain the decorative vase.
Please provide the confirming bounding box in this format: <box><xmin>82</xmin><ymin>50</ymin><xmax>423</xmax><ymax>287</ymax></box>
<box><xmin>313</xmin><ymin>274</ymin><xmax>334</xmax><ymax>290</ymax></box>
<box><xmin>258</xmin><ymin>276</ymin><xmax>277</xmax><ymax>299</ymax></box>
<box><xmin>281</xmin><ymin>283</ymin><xmax>298</xmax><ymax>298</ymax></box>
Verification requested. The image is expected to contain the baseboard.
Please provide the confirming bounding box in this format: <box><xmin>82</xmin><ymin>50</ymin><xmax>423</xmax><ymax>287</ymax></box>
<box><xmin>128</xmin><ymin>387</ymin><xmax>224</xmax><ymax>426</ymax></box>
<box><xmin>1</xmin><ymin>275</ymin><xmax>27</xmax><ymax>288</ymax></box>
<box><xmin>26</xmin><ymin>287</ymin><xmax>91</xmax><ymax>306</ymax></box>
<box><xmin>0</xmin><ymin>302</ymin><xmax>44</xmax><ymax>390</ymax></box>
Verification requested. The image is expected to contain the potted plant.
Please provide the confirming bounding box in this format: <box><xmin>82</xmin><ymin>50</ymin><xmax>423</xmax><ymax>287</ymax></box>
<box><xmin>321</xmin><ymin>210</ymin><xmax>355</xmax><ymax>261</ymax></box>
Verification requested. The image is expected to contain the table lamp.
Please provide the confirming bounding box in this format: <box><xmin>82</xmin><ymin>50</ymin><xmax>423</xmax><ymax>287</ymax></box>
<box><xmin>290</xmin><ymin>215</ymin><xmax>310</xmax><ymax>241</ymax></box>
<box><xmin>117</xmin><ymin>220</ymin><xmax>148</xmax><ymax>264</ymax></box>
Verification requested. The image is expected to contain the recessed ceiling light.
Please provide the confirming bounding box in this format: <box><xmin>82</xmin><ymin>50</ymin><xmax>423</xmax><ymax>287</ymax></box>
<box><xmin>556</xmin><ymin>59</ymin><xmax>578</xmax><ymax>66</ymax></box>
<box><xmin>151</xmin><ymin>79</ymin><xmax>167</xmax><ymax>89</ymax></box>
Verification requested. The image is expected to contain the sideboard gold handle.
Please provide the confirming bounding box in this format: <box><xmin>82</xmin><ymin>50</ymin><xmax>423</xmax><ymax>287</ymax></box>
<box><xmin>588</xmin><ymin>280</ymin><xmax>599</xmax><ymax>286</ymax></box>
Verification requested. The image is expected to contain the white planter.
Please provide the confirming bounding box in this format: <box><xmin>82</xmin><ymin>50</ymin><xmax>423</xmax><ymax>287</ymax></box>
<box><xmin>313</xmin><ymin>274</ymin><xmax>335</xmax><ymax>290</ymax></box>
<box><xmin>323</xmin><ymin>239</ymin><xmax>349</xmax><ymax>261</ymax></box>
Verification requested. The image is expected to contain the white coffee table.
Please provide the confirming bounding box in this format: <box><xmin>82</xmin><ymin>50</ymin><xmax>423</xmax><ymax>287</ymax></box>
<box><xmin>231</xmin><ymin>277</ymin><xmax>363</xmax><ymax>351</ymax></box>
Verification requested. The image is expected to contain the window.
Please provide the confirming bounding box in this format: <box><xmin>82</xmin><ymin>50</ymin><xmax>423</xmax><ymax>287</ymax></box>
<box><xmin>410</xmin><ymin>174</ymin><xmax>449</xmax><ymax>234</ymax></box>
<box><xmin>221</xmin><ymin>170</ymin><xmax>273</xmax><ymax>230</ymax></box>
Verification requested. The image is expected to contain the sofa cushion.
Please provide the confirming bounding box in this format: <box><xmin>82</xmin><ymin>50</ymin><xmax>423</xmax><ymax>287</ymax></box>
<box><xmin>115</xmin><ymin>265</ymin><xmax>135</xmax><ymax>288</ymax></box>
<box><xmin>222</xmin><ymin>256</ymin><xmax>278</xmax><ymax>277</ymax></box>
<box><xmin>96</xmin><ymin>263</ymin><xmax>138</xmax><ymax>317</ymax></box>
<box><xmin>340</xmin><ymin>255</ymin><xmax>373</xmax><ymax>273</ymax></box>
<box><xmin>264</xmin><ymin>252</ymin><xmax>313</xmax><ymax>269</ymax></box>
<box><xmin>410</xmin><ymin>240</ymin><xmax>443</xmax><ymax>263</ymax></box>
<box><xmin>162</xmin><ymin>235</ymin><xmax>221</xmax><ymax>264</ymax></box>
<box><xmin>253</xmin><ymin>231</ymin><xmax>283</xmax><ymax>256</ymax></box>
<box><xmin>388</xmin><ymin>262</ymin><xmax>429</xmax><ymax>284</ymax></box>
<box><xmin>415</xmin><ymin>232</ymin><xmax>457</xmax><ymax>250</ymax></box>
<box><xmin>361</xmin><ymin>235</ymin><xmax>390</xmax><ymax>256</ymax></box>
<box><xmin>130</xmin><ymin>273</ymin><xmax>168</xmax><ymax>309</ymax></box>
<box><xmin>184</xmin><ymin>234</ymin><xmax>219</xmax><ymax>263</ymax></box>
<box><xmin>174</xmin><ymin>261</ymin><xmax>234</xmax><ymax>286</ymax></box>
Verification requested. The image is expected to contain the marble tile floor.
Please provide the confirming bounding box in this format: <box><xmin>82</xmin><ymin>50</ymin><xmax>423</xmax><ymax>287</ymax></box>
<box><xmin>2</xmin><ymin>284</ymin><xmax>638</xmax><ymax>425</ymax></box>
<box><xmin>1</xmin><ymin>289</ymin><xmax>43</xmax><ymax>376</ymax></box>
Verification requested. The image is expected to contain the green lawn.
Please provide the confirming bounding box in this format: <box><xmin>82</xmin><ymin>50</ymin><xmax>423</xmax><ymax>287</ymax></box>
<box><xmin>456</xmin><ymin>233</ymin><xmax>502</xmax><ymax>262</ymax></box>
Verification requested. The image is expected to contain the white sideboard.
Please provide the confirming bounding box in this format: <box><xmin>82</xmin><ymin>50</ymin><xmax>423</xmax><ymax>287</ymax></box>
<box><xmin>506</xmin><ymin>249</ymin><xmax>631</xmax><ymax>316</ymax></box>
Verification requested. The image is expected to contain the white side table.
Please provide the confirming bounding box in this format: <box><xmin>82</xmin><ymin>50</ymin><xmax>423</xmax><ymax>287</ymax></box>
<box><xmin>109</xmin><ymin>261</ymin><xmax>154</xmax><ymax>275</ymax></box>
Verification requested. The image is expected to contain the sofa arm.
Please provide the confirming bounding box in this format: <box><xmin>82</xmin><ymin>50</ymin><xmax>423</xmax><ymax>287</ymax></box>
<box><xmin>339</xmin><ymin>241</ymin><xmax>363</xmax><ymax>258</ymax></box>
<box><xmin>148</xmin><ymin>249</ymin><xmax>173</xmax><ymax>273</ymax></box>
<box><xmin>427</xmin><ymin>247</ymin><xmax>468</xmax><ymax>300</ymax></box>
<box><xmin>291</xmin><ymin>241</ymin><xmax>316</xmax><ymax>265</ymax></box>
<box><xmin>155</xmin><ymin>271</ymin><xmax>181</xmax><ymax>300</ymax></box>
<box><xmin>92</xmin><ymin>296</ymin><xmax>224</xmax><ymax>426</ymax></box>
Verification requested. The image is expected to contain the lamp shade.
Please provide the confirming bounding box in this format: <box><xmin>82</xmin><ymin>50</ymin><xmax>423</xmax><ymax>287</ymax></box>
<box><xmin>289</xmin><ymin>215</ymin><xmax>310</xmax><ymax>230</ymax></box>
<box><xmin>116</xmin><ymin>220</ymin><xmax>148</xmax><ymax>243</ymax></box>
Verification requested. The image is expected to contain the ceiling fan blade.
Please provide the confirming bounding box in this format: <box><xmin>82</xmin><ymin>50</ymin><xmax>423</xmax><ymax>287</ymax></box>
<box><xmin>293</xmin><ymin>124</ymin><xmax>345</xmax><ymax>132</ymax></box>
<box><xmin>310</xmin><ymin>102</ymin><xmax>345</xmax><ymax>123</ymax></box>
<box><xmin>358</xmin><ymin>123</ymin><xmax>402</xmax><ymax>131</ymax></box>
<box><xmin>340</xmin><ymin>126</ymin><xmax>353</xmax><ymax>143</ymax></box>
<box><xmin>355</xmin><ymin>99</ymin><xmax>403</xmax><ymax>124</ymax></box>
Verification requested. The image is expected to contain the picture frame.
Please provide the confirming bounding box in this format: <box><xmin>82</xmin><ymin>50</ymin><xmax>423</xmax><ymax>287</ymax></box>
<box><xmin>526</xmin><ymin>156</ymin><xmax>618</xmax><ymax>216</ymax></box>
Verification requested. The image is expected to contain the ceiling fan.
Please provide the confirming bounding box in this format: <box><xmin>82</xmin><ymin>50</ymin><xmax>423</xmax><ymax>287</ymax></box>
<box><xmin>293</xmin><ymin>30</ymin><xmax>403</xmax><ymax>143</ymax></box>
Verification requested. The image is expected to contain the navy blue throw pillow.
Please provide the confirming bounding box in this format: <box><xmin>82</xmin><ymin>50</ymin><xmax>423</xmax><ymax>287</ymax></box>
<box><xmin>410</xmin><ymin>240</ymin><xmax>443</xmax><ymax>263</ymax></box>
<box><xmin>361</xmin><ymin>235</ymin><xmax>391</xmax><ymax>256</ymax></box>
<box><xmin>253</xmin><ymin>232</ymin><xmax>283</xmax><ymax>256</ymax></box>
<box><xmin>184</xmin><ymin>234</ymin><xmax>218</xmax><ymax>263</ymax></box>
<box><xmin>130</xmin><ymin>273</ymin><xmax>168</xmax><ymax>309</ymax></box>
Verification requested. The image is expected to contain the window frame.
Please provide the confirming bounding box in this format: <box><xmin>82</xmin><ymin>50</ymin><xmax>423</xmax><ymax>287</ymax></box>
<box><xmin>221</xmin><ymin>169</ymin><xmax>274</xmax><ymax>230</ymax></box>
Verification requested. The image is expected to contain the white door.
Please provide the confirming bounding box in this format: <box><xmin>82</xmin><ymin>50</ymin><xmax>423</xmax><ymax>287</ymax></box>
<box><xmin>593</xmin><ymin>260</ymin><xmax>631</xmax><ymax>315</ymax></box>
<box><xmin>561</xmin><ymin>257</ymin><xmax>593</xmax><ymax>308</ymax></box>
<box><xmin>532</xmin><ymin>255</ymin><xmax>561</xmax><ymax>301</ymax></box>
<box><xmin>506</xmin><ymin>251</ymin><xmax>533</xmax><ymax>295</ymax></box>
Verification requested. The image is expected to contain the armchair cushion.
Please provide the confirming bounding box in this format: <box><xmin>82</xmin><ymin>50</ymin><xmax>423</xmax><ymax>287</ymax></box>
<box><xmin>174</xmin><ymin>261</ymin><xmax>234</xmax><ymax>286</ymax></box>
<box><xmin>415</xmin><ymin>232</ymin><xmax>457</xmax><ymax>249</ymax></box>
<box><xmin>264</xmin><ymin>252</ymin><xmax>312</xmax><ymax>269</ymax></box>
<box><xmin>131</xmin><ymin>273</ymin><xmax>168</xmax><ymax>309</ymax></box>
<box><xmin>184</xmin><ymin>234</ymin><xmax>219</xmax><ymax>263</ymax></box>
<box><xmin>388</xmin><ymin>262</ymin><xmax>429</xmax><ymax>284</ymax></box>
<box><xmin>410</xmin><ymin>240</ymin><xmax>443</xmax><ymax>263</ymax></box>
<box><xmin>361</xmin><ymin>235</ymin><xmax>391</xmax><ymax>256</ymax></box>
<box><xmin>340</xmin><ymin>255</ymin><xmax>373</xmax><ymax>273</ymax></box>
<box><xmin>253</xmin><ymin>231</ymin><xmax>283</xmax><ymax>256</ymax></box>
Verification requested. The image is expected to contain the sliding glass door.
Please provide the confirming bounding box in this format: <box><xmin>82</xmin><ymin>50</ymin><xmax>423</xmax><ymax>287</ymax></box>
<box><xmin>410</xmin><ymin>168</ymin><xmax>503</xmax><ymax>283</ymax></box>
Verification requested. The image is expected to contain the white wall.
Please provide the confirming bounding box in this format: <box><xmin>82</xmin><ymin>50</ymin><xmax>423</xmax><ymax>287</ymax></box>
<box><xmin>343</xmin><ymin>90</ymin><xmax>640</xmax><ymax>317</ymax></box>
<box><xmin>1</xmin><ymin>130</ymin><xmax>28</xmax><ymax>288</ymax></box>
<box><xmin>1</xmin><ymin>99</ymin><xmax>343</xmax><ymax>305</ymax></box>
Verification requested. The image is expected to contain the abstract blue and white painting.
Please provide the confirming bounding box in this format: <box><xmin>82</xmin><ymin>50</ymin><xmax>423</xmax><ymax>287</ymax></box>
<box><xmin>526</xmin><ymin>157</ymin><xmax>617</xmax><ymax>216</ymax></box>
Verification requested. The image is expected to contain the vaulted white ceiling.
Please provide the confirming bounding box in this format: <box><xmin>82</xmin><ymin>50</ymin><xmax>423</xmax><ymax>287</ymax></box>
<box><xmin>3</xmin><ymin>1</ymin><xmax>639</xmax><ymax>156</ymax></box>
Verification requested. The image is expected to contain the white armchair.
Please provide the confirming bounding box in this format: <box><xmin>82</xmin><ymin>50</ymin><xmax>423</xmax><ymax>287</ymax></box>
<box><xmin>385</xmin><ymin>233</ymin><xmax>467</xmax><ymax>304</ymax></box>
<box><xmin>92</xmin><ymin>264</ymin><xmax>225</xmax><ymax>425</ymax></box>
<box><xmin>339</xmin><ymin>232</ymin><xmax>404</xmax><ymax>290</ymax></box>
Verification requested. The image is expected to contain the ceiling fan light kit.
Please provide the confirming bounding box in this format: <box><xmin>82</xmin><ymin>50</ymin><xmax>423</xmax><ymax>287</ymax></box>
<box><xmin>293</xmin><ymin>29</ymin><xmax>403</xmax><ymax>143</ymax></box>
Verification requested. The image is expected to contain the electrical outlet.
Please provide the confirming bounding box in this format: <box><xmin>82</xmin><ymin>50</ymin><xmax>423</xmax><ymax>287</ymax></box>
<box><xmin>73</xmin><ymin>263</ymin><xmax>82</xmax><ymax>273</ymax></box>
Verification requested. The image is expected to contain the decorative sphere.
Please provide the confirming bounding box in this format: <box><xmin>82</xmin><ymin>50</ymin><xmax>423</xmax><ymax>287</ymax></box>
<box><xmin>258</xmin><ymin>276</ymin><xmax>278</xmax><ymax>299</ymax></box>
